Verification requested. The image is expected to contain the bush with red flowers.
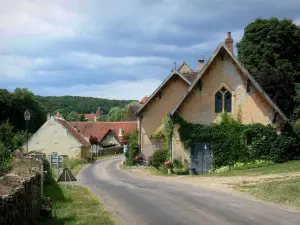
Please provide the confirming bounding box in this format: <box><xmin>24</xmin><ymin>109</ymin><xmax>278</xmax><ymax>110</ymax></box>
<box><xmin>164</xmin><ymin>160</ymin><xmax>173</xmax><ymax>169</ymax></box>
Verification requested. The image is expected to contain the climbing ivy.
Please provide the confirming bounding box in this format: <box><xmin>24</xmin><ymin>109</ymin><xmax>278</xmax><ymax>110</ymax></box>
<box><xmin>163</xmin><ymin>116</ymin><xmax>173</xmax><ymax>150</ymax></box>
<box><xmin>174</xmin><ymin>113</ymin><xmax>300</xmax><ymax>168</ymax></box>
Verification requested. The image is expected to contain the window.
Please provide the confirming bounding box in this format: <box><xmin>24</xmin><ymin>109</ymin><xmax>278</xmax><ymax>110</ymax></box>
<box><xmin>214</xmin><ymin>86</ymin><xmax>232</xmax><ymax>113</ymax></box>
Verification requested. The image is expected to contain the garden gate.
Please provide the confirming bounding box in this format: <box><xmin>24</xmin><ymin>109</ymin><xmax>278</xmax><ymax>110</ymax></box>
<box><xmin>190</xmin><ymin>142</ymin><xmax>212</xmax><ymax>174</ymax></box>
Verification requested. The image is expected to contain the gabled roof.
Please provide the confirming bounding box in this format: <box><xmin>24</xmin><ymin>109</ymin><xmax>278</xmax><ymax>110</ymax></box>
<box><xmin>69</xmin><ymin>121</ymin><xmax>137</xmax><ymax>143</ymax></box>
<box><xmin>136</xmin><ymin>70</ymin><xmax>191</xmax><ymax>115</ymax></box>
<box><xmin>170</xmin><ymin>43</ymin><xmax>288</xmax><ymax>121</ymax></box>
<box><xmin>55</xmin><ymin>117</ymin><xmax>90</xmax><ymax>147</ymax></box>
<box><xmin>178</xmin><ymin>61</ymin><xmax>193</xmax><ymax>72</ymax></box>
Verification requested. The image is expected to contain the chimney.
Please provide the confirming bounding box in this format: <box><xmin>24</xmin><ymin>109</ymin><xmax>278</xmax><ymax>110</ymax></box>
<box><xmin>47</xmin><ymin>112</ymin><xmax>51</xmax><ymax>120</ymax></box>
<box><xmin>225</xmin><ymin>32</ymin><xmax>234</xmax><ymax>54</ymax></box>
<box><xmin>197</xmin><ymin>59</ymin><xmax>205</xmax><ymax>71</ymax></box>
<box><xmin>119</xmin><ymin>128</ymin><xmax>123</xmax><ymax>136</ymax></box>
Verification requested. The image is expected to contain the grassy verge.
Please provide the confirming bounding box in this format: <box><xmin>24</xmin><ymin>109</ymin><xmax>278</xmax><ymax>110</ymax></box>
<box><xmin>234</xmin><ymin>178</ymin><xmax>300</xmax><ymax>210</ymax></box>
<box><xmin>209</xmin><ymin>160</ymin><xmax>300</xmax><ymax>177</ymax></box>
<box><xmin>122</xmin><ymin>160</ymin><xmax>300</xmax><ymax>177</ymax></box>
<box><xmin>43</xmin><ymin>156</ymin><xmax>118</xmax><ymax>225</ymax></box>
<box><xmin>43</xmin><ymin>184</ymin><xmax>116</xmax><ymax>225</ymax></box>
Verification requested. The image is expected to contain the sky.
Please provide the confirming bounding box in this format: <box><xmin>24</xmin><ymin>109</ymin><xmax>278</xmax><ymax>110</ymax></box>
<box><xmin>1</xmin><ymin>0</ymin><xmax>300</xmax><ymax>101</ymax></box>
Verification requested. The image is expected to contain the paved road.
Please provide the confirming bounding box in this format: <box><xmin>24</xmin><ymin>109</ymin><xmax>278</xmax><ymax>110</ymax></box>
<box><xmin>77</xmin><ymin>156</ymin><xmax>300</xmax><ymax>225</ymax></box>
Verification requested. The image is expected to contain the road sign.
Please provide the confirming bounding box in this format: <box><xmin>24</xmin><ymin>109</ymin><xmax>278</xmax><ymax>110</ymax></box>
<box><xmin>57</xmin><ymin>168</ymin><xmax>77</xmax><ymax>182</ymax></box>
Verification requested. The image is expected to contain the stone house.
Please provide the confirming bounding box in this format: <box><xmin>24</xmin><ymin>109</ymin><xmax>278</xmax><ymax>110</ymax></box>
<box><xmin>136</xmin><ymin>61</ymin><xmax>201</xmax><ymax>157</ymax></box>
<box><xmin>170</xmin><ymin>32</ymin><xmax>288</xmax><ymax>165</ymax></box>
<box><xmin>23</xmin><ymin>114</ymin><xmax>91</xmax><ymax>159</ymax></box>
<box><xmin>137</xmin><ymin>32</ymin><xmax>288</xmax><ymax>161</ymax></box>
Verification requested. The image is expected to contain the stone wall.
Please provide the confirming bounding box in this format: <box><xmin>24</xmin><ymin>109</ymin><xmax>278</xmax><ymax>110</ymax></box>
<box><xmin>0</xmin><ymin>172</ymin><xmax>42</xmax><ymax>225</ymax></box>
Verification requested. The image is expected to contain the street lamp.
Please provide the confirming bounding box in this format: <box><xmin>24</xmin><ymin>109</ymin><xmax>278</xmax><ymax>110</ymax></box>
<box><xmin>24</xmin><ymin>109</ymin><xmax>31</xmax><ymax>153</ymax></box>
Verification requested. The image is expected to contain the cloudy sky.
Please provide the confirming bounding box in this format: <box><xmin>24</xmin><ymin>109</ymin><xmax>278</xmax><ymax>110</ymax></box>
<box><xmin>1</xmin><ymin>0</ymin><xmax>300</xmax><ymax>100</ymax></box>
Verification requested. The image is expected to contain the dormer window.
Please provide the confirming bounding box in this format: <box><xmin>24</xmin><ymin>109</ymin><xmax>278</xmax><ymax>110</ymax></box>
<box><xmin>215</xmin><ymin>86</ymin><xmax>232</xmax><ymax>113</ymax></box>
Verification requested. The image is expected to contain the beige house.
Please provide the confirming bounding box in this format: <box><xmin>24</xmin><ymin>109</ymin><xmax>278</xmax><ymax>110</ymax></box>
<box><xmin>136</xmin><ymin>63</ymin><xmax>201</xmax><ymax>156</ymax></box>
<box><xmin>23</xmin><ymin>115</ymin><xmax>90</xmax><ymax>159</ymax></box>
<box><xmin>170</xmin><ymin>32</ymin><xmax>288</xmax><ymax>161</ymax></box>
<box><xmin>137</xmin><ymin>32</ymin><xmax>288</xmax><ymax>162</ymax></box>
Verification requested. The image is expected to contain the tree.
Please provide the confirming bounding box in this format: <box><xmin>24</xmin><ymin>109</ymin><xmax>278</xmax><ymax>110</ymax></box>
<box><xmin>108</xmin><ymin>107</ymin><xmax>126</xmax><ymax>122</ymax></box>
<box><xmin>66</xmin><ymin>111</ymin><xmax>79</xmax><ymax>122</ymax></box>
<box><xmin>77</xmin><ymin>114</ymin><xmax>88</xmax><ymax>121</ymax></box>
<box><xmin>237</xmin><ymin>18</ymin><xmax>300</xmax><ymax>118</ymax></box>
<box><xmin>0</xmin><ymin>121</ymin><xmax>16</xmax><ymax>151</ymax></box>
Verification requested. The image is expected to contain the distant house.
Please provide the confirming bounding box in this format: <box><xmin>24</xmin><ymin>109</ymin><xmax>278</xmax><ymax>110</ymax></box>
<box><xmin>78</xmin><ymin>107</ymin><xmax>102</xmax><ymax>121</ymax></box>
<box><xmin>23</xmin><ymin>114</ymin><xmax>90</xmax><ymax>159</ymax></box>
<box><xmin>69</xmin><ymin>121</ymin><xmax>137</xmax><ymax>147</ymax></box>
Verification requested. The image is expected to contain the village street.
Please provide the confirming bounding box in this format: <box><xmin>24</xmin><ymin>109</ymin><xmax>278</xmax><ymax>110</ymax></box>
<box><xmin>77</xmin><ymin>156</ymin><xmax>300</xmax><ymax>225</ymax></box>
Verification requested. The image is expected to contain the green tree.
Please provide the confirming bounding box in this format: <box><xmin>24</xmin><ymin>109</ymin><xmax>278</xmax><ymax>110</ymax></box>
<box><xmin>97</xmin><ymin>114</ymin><xmax>109</xmax><ymax>122</ymax></box>
<box><xmin>66</xmin><ymin>111</ymin><xmax>79</xmax><ymax>122</ymax></box>
<box><xmin>108</xmin><ymin>107</ymin><xmax>126</xmax><ymax>121</ymax></box>
<box><xmin>0</xmin><ymin>121</ymin><xmax>16</xmax><ymax>151</ymax></box>
<box><xmin>77</xmin><ymin>114</ymin><xmax>87</xmax><ymax>121</ymax></box>
<box><xmin>237</xmin><ymin>18</ymin><xmax>300</xmax><ymax>118</ymax></box>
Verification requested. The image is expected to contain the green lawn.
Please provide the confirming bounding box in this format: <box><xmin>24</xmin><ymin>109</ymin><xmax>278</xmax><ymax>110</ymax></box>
<box><xmin>43</xmin><ymin>184</ymin><xmax>116</xmax><ymax>225</ymax></box>
<box><xmin>235</xmin><ymin>178</ymin><xmax>300</xmax><ymax>210</ymax></box>
<box><xmin>210</xmin><ymin>160</ymin><xmax>300</xmax><ymax>177</ymax></box>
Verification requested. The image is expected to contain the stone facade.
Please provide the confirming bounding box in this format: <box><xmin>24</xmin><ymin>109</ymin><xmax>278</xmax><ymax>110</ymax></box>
<box><xmin>0</xmin><ymin>173</ymin><xmax>41</xmax><ymax>225</ymax></box>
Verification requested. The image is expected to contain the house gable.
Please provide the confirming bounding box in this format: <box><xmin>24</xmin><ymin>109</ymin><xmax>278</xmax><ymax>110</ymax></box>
<box><xmin>24</xmin><ymin>117</ymin><xmax>87</xmax><ymax>157</ymax></box>
<box><xmin>137</xmin><ymin>70</ymin><xmax>191</xmax><ymax>116</ymax></box>
<box><xmin>178</xmin><ymin>61</ymin><xmax>193</xmax><ymax>73</ymax></box>
<box><xmin>171</xmin><ymin>44</ymin><xmax>287</xmax><ymax>126</ymax></box>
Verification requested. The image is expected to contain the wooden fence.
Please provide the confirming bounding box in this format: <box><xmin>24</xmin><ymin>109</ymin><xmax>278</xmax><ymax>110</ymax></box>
<box><xmin>90</xmin><ymin>145</ymin><xmax>123</xmax><ymax>158</ymax></box>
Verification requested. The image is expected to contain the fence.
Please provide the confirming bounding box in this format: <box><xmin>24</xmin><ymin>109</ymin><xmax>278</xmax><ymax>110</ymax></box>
<box><xmin>90</xmin><ymin>145</ymin><xmax>123</xmax><ymax>158</ymax></box>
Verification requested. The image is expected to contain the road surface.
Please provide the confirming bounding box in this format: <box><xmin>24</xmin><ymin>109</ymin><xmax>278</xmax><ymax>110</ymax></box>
<box><xmin>77</xmin><ymin>156</ymin><xmax>300</xmax><ymax>225</ymax></box>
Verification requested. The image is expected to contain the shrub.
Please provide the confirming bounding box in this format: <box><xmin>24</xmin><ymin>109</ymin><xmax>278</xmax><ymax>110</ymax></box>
<box><xmin>152</xmin><ymin>148</ymin><xmax>169</xmax><ymax>168</ymax></box>
<box><xmin>158</xmin><ymin>164</ymin><xmax>169</xmax><ymax>174</ymax></box>
<box><xmin>176</xmin><ymin>113</ymin><xmax>300</xmax><ymax>168</ymax></box>
<box><xmin>172</xmin><ymin>158</ymin><xmax>181</xmax><ymax>168</ymax></box>
<box><xmin>124</xmin><ymin>130</ymin><xmax>139</xmax><ymax>166</ymax></box>
<box><xmin>173</xmin><ymin>168</ymin><xmax>189</xmax><ymax>175</ymax></box>
<box><xmin>0</xmin><ymin>142</ymin><xmax>12</xmax><ymax>175</ymax></box>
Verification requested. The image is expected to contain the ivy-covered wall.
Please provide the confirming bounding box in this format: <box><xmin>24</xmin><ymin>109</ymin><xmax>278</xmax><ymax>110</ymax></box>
<box><xmin>172</xmin><ymin>113</ymin><xmax>300</xmax><ymax>168</ymax></box>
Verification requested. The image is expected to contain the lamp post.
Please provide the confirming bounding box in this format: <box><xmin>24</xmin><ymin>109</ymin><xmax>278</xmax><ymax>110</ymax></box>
<box><xmin>24</xmin><ymin>109</ymin><xmax>31</xmax><ymax>153</ymax></box>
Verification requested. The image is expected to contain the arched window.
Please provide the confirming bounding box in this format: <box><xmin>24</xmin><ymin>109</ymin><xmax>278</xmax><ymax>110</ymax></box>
<box><xmin>214</xmin><ymin>86</ymin><xmax>232</xmax><ymax>113</ymax></box>
<box><xmin>215</xmin><ymin>91</ymin><xmax>223</xmax><ymax>113</ymax></box>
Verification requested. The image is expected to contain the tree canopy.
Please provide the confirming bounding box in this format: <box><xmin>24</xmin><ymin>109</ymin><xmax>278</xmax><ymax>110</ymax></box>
<box><xmin>237</xmin><ymin>18</ymin><xmax>300</xmax><ymax>118</ymax></box>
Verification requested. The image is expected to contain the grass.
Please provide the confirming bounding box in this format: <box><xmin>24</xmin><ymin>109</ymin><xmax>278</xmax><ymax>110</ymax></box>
<box><xmin>209</xmin><ymin>160</ymin><xmax>300</xmax><ymax>177</ymax></box>
<box><xmin>43</xmin><ymin>155</ymin><xmax>120</xmax><ymax>225</ymax></box>
<box><xmin>43</xmin><ymin>184</ymin><xmax>116</xmax><ymax>225</ymax></box>
<box><xmin>121</xmin><ymin>160</ymin><xmax>300</xmax><ymax>177</ymax></box>
<box><xmin>235</xmin><ymin>178</ymin><xmax>300</xmax><ymax>210</ymax></box>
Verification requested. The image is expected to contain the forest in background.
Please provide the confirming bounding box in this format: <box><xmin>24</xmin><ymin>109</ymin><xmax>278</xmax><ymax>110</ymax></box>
<box><xmin>35</xmin><ymin>95</ymin><xmax>136</xmax><ymax>118</ymax></box>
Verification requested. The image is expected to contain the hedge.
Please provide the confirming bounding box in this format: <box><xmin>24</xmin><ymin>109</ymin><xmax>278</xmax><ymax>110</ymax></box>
<box><xmin>174</xmin><ymin>113</ymin><xmax>300</xmax><ymax>168</ymax></box>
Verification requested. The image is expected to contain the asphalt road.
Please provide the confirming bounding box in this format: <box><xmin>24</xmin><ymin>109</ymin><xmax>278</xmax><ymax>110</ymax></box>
<box><xmin>77</xmin><ymin>156</ymin><xmax>300</xmax><ymax>225</ymax></box>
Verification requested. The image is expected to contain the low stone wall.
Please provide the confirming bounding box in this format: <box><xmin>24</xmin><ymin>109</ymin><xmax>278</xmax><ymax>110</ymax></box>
<box><xmin>0</xmin><ymin>172</ymin><xmax>42</xmax><ymax>225</ymax></box>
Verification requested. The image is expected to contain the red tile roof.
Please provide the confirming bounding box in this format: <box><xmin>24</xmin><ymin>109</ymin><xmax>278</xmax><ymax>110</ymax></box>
<box><xmin>55</xmin><ymin>118</ymin><xmax>90</xmax><ymax>147</ymax></box>
<box><xmin>139</xmin><ymin>96</ymin><xmax>149</xmax><ymax>104</ymax></box>
<box><xmin>69</xmin><ymin>121</ymin><xmax>137</xmax><ymax>143</ymax></box>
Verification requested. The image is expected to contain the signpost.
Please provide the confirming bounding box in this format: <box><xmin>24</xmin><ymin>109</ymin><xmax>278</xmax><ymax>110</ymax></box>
<box><xmin>49</xmin><ymin>152</ymin><xmax>64</xmax><ymax>180</ymax></box>
<box><xmin>57</xmin><ymin>168</ymin><xmax>77</xmax><ymax>188</ymax></box>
